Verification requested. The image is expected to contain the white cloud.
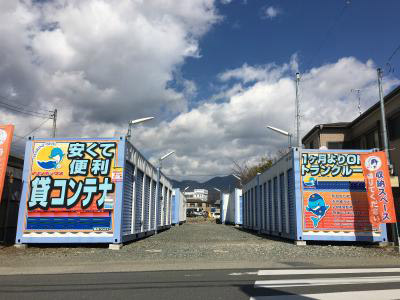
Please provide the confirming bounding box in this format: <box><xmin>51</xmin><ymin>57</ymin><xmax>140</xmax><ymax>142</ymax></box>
<box><xmin>220</xmin><ymin>0</ymin><xmax>233</xmax><ymax>4</ymax></box>
<box><xmin>262</xmin><ymin>6</ymin><xmax>280</xmax><ymax>19</ymax></box>
<box><xmin>0</xmin><ymin>0</ymin><xmax>220</xmax><ymax>155</ymax></box>
<box><xmin>134</xmin><ymin>57</ymin><xmax>399</xmax><ymax>181</ymax></box>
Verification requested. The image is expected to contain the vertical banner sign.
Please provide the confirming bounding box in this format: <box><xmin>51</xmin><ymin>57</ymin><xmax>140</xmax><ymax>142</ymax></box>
<box><xmin>301</xmin><ymin>151</ymin><xmax>379</xmax><ymax>232</ymax></box>
<box><xmin>361</xmin><ymin>151</ymin><xmax>397</xmax><ymax>225</ymax></box>
<box><xmin>24</xmin><ymin>140</ymin><xmax>120</xmax><ymax>233</ymax></box>
<box><xmin>0</xmin><ymin>125</ymin><xmax>14</xmax><ymax>203</ymax></box>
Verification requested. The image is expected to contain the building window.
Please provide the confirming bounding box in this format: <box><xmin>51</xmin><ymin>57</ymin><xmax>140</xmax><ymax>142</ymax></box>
<box><xmin>389</xmin><ymin>114</ymin><xmax>400</xmax><ymax>140</ymax></box>
<box><xmin>327</xmin><ymin>142</ymin><xmax>343</xmax><ymax>149</ymax></box>
<box><xmin>365</xmin><ymin>129</ymin><xmax>378</xmax><ymax>149</ymax></box>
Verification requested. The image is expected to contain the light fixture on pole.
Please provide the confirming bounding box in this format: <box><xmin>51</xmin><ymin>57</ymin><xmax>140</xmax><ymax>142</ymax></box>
<box><xmin>232</xmin><ymin>174</ymin><xmax>242</xmax><ymax>188</ymax></box>
<box><xmin>126</xmin><ymin>117</ymin><xmax>154</xmax><ymax>140</ymax></box>
<box><xmin>184</xmin><ymin>186</ymin><xmax>190</xmax><ymax>191</ymax></box>
<box><xmin>155</xmin><ymin>150</ymin><xmax>175</xmax><ymax>234</ymax></box>
<box><xmin>267</xmin><ymin>125</ymin><xmax>292</xmax><ymax>148</ymax></box>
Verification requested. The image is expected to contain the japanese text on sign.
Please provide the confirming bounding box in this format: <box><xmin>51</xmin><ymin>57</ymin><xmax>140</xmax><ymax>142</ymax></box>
<box><xmin>302</xmin><ymin>153</ymin><xmax>363</xmax><ymax>177</ymax></box>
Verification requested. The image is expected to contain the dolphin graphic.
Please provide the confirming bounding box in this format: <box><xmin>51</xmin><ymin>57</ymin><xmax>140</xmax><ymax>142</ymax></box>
<box><xmin>306</xmin><ymin>193</ymin><xmax>329</xmax><ymax>228</ymax></box>
<box><xmin>37</xmin><ymin>147</ymin><xmax>64</xmax><ymax>170</ymax></box>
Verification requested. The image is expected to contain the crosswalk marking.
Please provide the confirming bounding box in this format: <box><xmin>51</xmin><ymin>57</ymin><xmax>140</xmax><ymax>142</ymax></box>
<box><xmin>250</xmin><ymin>289</ymin><xmax>400</xmax><ymax>300</ymax></box>
<box><xmin>251</xmin><ymin>268</ymin><xmax>400</xmax><ymax>299</ymax></box>
<box><xmin>257</xmin><ymin>268</ymin><xmax>400</xmax><ymax>276</ymax></box>
<box><xmin>255</xmin><ymin>275</ymin><xmax>400</xmax><ymax>288</ymax></box>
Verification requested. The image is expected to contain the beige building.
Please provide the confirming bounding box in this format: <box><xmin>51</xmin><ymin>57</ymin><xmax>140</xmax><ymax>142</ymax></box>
<box><xmin>302</xmin><ymin>85</ymin><xmax>400</xmax><ymax>177</ymax></box>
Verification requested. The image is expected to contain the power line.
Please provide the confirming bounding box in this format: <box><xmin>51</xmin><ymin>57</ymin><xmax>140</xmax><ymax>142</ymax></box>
<box><xmin>21</xmin><ymin>118</ymin><xmax>52</xmax><ymax>138</ymax></box>
<box><xmin>303</xmin><ymin>0</ymin><xmax>351</xmax><ymax>71</ymax></box>
<box><xmin>0</xmin><ymin>94</ymin><xmax>52</xmax><ymax>118</ymax></box>
<box><xmin>387</xmin><ymin>44</ymin><xmax>400</xmax><ymax>63</ymax></box>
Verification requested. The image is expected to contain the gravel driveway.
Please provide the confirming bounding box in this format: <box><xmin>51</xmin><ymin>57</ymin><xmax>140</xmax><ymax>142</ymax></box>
<box><xmin>1</xmin><ymin>223</ymin><xmax>399</xmax><ymax>275</ymax></box>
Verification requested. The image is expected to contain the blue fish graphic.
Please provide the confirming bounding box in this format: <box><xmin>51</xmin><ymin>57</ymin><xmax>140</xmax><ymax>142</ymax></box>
<box><xmin>306</xmin><ymin>193</ymin><xmax>329</xmax><ymax>228</ymax></box>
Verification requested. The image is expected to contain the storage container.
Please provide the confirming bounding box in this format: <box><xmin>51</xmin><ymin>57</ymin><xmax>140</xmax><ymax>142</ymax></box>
<box><xmin>15</xmin><ymin>137</ymin><xmax>173</xmax><ymax>247</ymax></box>
<box><xmin>242</xmin><ymin>148</ymin><xmax>388</xmax><ymax>243</ymax></box>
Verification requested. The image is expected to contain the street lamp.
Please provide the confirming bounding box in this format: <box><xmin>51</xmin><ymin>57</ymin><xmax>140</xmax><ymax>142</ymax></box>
<box><xmin>155</xmin><ymin>150</ymin><xmax>175</xmax><ymax>234</ymax></box>
<box><xmin>126</xmin><ymin>117</ymin><xmax>154</xmax><ymax>140</ymax></box>
<box><xmin>232</xmin><ymin>174</ymin><xmax>242</xmax><ymax>188</ymax></box>
<box><xmin>267</xmin><ymin>125</ymin><xmax>292</xmax><ymax>148</ymax></box>
<box><xmin>184</xmin><ymin>186</ymin><xmax>190</xmax><ymax>191</ymax></box>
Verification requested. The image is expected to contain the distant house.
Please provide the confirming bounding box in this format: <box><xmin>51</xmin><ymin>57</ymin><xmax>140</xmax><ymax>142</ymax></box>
<box><xmin>184</xmin><ymin>189</ymin><xmax>208</xmax><ymax>202</ymax></box>
<box><xmin>302</xmin><ymin>85</ymin><xmax>400</xmax><ymax>177</ymax></box>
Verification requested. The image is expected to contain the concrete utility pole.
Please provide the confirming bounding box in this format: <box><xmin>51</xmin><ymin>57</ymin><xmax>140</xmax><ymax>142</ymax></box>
<box><xmin>295</xmin><ymin>72</ymin><xmax>301</xmax><ymax>147</ymax></box>
<box><xmin>377</xmin><ymin>69</ymin><xmax>390</xmax><ymax>163</ymax></box>
<box><xmin>52</xmin><ymin>109</ymin><xmax>57</xmax><ymax>138</ymax></box>
<box><xmin>377</xmin><ymin>68</ymin><xmax>400</xmax><ymax>251</ymax></box>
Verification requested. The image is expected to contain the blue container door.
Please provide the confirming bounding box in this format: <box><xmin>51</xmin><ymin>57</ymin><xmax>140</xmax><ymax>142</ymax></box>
<box><xmin>287</xmin><ymin>168</ymin><xmax>296</xmax><ymax>238</ymax></box>
<box><xmin>143</xmin><ymin>176</ymin><xmax>151</xmax><ymax>231</ymax></box>
<box><xmin>135</xmin><ymin>169</ymin><xmax>144</xmax><ymax>232</ymax></box>
<box><xmin>151</xmin><ymin>180</ymin><xmax>156</xmax><ymax>230</ymax></box>
<box><xmin>268</xmin><ymin>180</ymin><xmax>272</xmax><ymax>231</ymax></box>
<box><xmin>163</xmin><ymin>187</ymin><xmax>168</xmax><ymax>226</ymax></box>
<box><xmin>273</xmin><ymin>177</ymin><xmax>279</xmax><ymax>232</ymax></box>
<box><xmin>122</xmin><ymin>162</ymin><xmax>134</xmax><ymax>235</ymax></box>
<box><xmin>280</xmin><ymin>173</ymin><xmax>286</xmax><ymax>234</ymax></box>
<box><xmin>158</xmin><ymin>183</ymin><xmax>163</xmax><ymax>227</ymax></box>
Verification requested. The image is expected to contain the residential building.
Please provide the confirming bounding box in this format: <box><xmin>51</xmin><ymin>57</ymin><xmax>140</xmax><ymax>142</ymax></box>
<box><xmin>184</xmin><ymin>189</ymin><xmax>208</xmax><ymax>202</ymax></box>
<box><xmin>302</xmin><ymin>85</ymin><xmax>400</xmax><ymax>177</ymax></box>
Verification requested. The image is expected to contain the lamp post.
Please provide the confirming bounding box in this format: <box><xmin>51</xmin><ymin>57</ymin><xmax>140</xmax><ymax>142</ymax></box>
<box><xmin>126</xmin><ymin>117</ymin><xmax>154</xmax><ymax>140</ymax></box>
<box><xmin>155</xmin><ymin>150</ymin><xmax>175</xmax><ymax>234</ymax></box>
<box><xmin>232</xmin><ymin>174</ymin><xmax>242</xmax><ymax>188</ymax></box>
<box><xmin>267</xmin><ymin>125</ymin><xmax>292</xmax><ymax>148</ymax></box>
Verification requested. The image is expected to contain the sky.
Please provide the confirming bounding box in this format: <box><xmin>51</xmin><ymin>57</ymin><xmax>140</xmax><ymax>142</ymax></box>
<box><xmin>1</xmin><ymin>0</ymin><xmax>400</xmax><ymax>182</ymax></box>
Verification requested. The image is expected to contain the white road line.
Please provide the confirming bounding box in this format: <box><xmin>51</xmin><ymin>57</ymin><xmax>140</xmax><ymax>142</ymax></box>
<box><xmin>250</xmin><ymin>288</ymin><xmax>400</xmax><ymax>300</ymax></box>
<box><xmin>229</xmin><ymin>272</ymin><xmax>258</xmax><ymax>276</ymax></box>
<box><xmin>257</xmin><ymin>268</ymin><xmax>400</xmax><ymax>276</ymax></box>
<box><xmin>254</xmin><ymin>275</ymin><xmax>400</xmax><ymax>288</ymax></box>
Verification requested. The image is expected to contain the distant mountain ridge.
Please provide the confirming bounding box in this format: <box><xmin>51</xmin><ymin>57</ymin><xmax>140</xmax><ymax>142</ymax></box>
<box><xmin>171</xmin><ymin>175</ymin><xmax>240</xmax><ymax>203</ymax></box>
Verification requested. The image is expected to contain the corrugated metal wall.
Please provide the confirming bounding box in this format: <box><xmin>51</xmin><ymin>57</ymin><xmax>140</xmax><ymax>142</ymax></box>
<box><xmin>122</xmin><ymin>162</ymin><xmax>134</xmax><ymax>235</ymax></box>
<box><xmin>143</xmin><ymin>176</ymin><xmax>151</xmax><ymax>231</ymax></box>
<box><xmin>151</xmin><ymin>180</ymin><xmax>156</xmax><ymax>230</ymax></box>
<box><xmin>135</xmin><ymin>169</ymin><xmax>144</xmax><ymax>232</ymax></box>
<box><xmin>243</xmin><ymin>149</ymin><xmax>297</xmax><ymax>240</ymax></box>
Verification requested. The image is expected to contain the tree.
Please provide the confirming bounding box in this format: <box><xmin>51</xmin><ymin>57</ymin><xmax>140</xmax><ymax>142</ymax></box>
<box><xmin>231</xmin><ymin>149</ymin><xmax>289</xmax><ymax>185</ymax></box>
<box><xmin>232</xmin><ymin>156</ymin><xmax>274</xmax><ymax>185</ymax></box>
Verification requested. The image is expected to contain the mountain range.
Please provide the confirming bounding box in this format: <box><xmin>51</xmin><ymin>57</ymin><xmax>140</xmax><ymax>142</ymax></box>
<box><xmin>171</xmin><ymin>175</ymin><xmax>241</xmax><ymax>203</ymax></box>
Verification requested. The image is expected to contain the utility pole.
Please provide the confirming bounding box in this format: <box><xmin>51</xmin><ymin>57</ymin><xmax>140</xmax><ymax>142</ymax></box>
<box><xmin>377</xmin><ymin>69</ymin><xmax>390</xmax><ymax>163</ymax></box>
<box><xmin>377</xmin><ymin>68</ymin><xmax>399</xmax><ymax>251</ymax></box>
<box><xmin>52</xmin><ymin>109</ymin><xmax>57</xmax><ymax>138</ymax></box>
<box><xmin>295</xmin><ymin>72</ymin><xmax>301</xmax><ymax>147</ymax></box>
<box><xmin>351</xmin><ymin>89</ymin><xmax>362</xmax><ymax>116</ymax></box>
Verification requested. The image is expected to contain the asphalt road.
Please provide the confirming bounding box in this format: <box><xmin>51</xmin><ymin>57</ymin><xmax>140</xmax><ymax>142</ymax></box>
<box><xmin>1</xmin><ymin>267</ymin><xmax>400</xmax><ymax>300</ymax></box>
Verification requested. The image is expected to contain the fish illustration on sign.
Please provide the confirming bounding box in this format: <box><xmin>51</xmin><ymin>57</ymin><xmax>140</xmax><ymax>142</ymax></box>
<box><xmin>37</xmin><ymin>147</ymin><xmax>65</xmax><ymax>170</ymax></box>
<box><xmin>305</xmin><ymin>193</ymin><xmax>329</xmax><ymax>228</ymax></box>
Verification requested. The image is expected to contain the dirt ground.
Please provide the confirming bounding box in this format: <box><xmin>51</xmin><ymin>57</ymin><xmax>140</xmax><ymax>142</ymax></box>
<box><xmin>1</xmin><ymin>222</ymin><xmax>399</xmax><ymax>275</ymax></box>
